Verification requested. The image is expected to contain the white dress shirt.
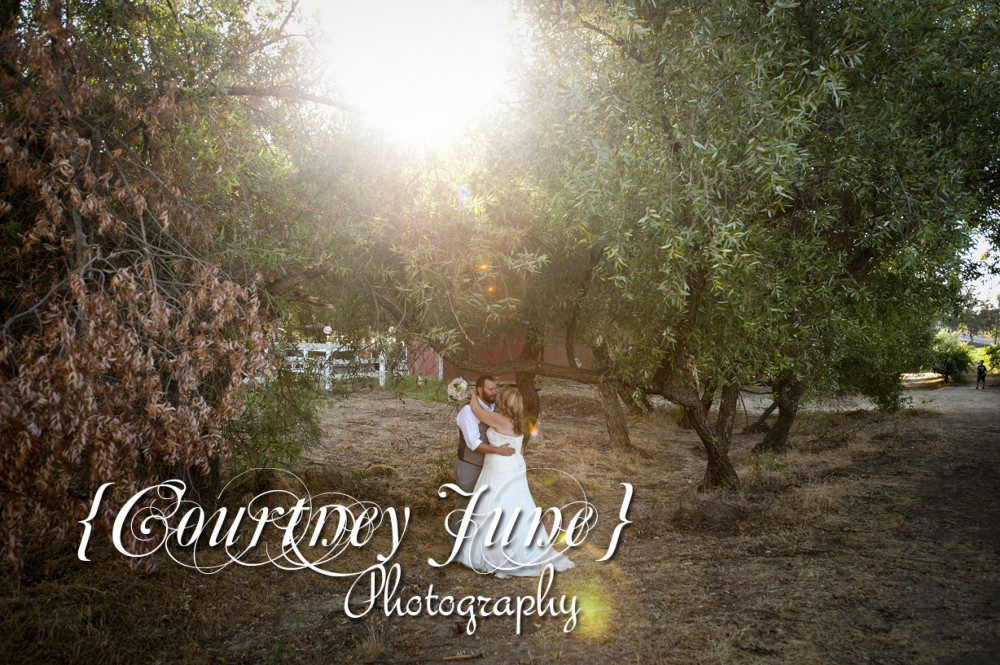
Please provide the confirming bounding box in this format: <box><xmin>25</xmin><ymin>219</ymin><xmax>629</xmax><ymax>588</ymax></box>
<box><xmin>456</xmin><ymin>397</ymin><xmax>495</xmax><ymax>451</ymax></box>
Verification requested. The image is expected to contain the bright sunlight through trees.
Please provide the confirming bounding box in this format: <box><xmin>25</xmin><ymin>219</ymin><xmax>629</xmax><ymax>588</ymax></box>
<box><xmin>307</xmin><ymin>0</ymin><xmax>513</xmax><ymax>143</ymax></box>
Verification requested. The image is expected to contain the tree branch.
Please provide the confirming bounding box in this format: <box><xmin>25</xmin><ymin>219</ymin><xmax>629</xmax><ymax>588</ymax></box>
<box><xmin>266</xmin><ymin>261</ymin><xmax>333</xmax><ymax>295</ymax></box>
<box><xmin>223</xmin><ymin>86</ymin><xmax>358</xmax><ymax>113</ymax></box>
<box><xmin>576</xmin><ymin>16</ymin><xmax>679</xmax><ymax>147</ymax></box>
<box><xmin>285</xmin><ymin>286</ymin><xmax>336</xmax><ymax>310</ymax></box>
<box><xmin>565</xmin><ymin>309</ymin><xmax>578</xmax><ymax>368</ymax></box>
<box><xmin>578</xmin><ymin>20</ymin><xmax>646</xmax><ymax>65</ymax></box>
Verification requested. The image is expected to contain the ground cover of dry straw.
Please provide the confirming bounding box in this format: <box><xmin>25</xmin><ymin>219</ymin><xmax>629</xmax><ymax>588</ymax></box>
<box><xmin>2</xmin><ymin>372</ymin><xmax>999</xmax><ymax>664</ymax></box>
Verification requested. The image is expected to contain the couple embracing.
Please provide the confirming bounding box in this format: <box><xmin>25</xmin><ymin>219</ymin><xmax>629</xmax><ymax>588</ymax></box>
<box><xmin>449</xmin><ymin>375</ymin><xmax>575</xmax><ymax>578</ymax></box>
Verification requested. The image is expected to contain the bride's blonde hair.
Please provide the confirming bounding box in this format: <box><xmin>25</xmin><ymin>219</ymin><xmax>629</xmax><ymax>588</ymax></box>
<box><xmin>497</xmin><ymin>387</ymin><xmax>524</xmax><ymax>436</ymax></box>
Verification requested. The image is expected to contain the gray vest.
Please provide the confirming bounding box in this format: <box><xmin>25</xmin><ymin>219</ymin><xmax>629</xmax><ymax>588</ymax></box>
<box><xmin>457</xmin><ymin>420</ymin><xmax>489</xmax><ymax>468</ymax></box>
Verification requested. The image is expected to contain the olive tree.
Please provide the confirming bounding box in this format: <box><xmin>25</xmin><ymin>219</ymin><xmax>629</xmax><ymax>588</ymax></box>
<box><xmin>425</xmin><ymin>0</ymin><xmax>991</xmax><ymax>485</ymax></box>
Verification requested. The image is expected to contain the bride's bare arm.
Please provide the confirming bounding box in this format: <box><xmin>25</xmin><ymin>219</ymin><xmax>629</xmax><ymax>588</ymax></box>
<box><xmin>469</xmin><ymin>396</ymin><xmax>515</xmax><ymax>436</ymax></box>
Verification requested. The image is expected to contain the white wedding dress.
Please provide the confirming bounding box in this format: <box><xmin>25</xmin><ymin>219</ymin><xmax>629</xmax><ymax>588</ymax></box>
<box><xmin>456</xmin><ymin>428</ymin><xmax>576</xmax><ymax>578</ymax></box>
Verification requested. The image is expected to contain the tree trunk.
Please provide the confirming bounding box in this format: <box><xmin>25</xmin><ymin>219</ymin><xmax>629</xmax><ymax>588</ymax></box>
<box><xmin>700</xmin><ymin>381</ymin><xmax>718</xmax><ymax>414</ymax></box>
<box><xmin>565</xmin><ymin>309</ymin><xmax>578</xmax><ymax>369</ymax></box>
<box><xmin>516</xmin><ymin>371</ymin><xmax>540</xmax><ymax>421</ymax></box>
<box><xmin>654</xmin><ymin>379</ymin><xmax>741</xmax><ymax>490</ymax></box>
<box><xmin>683</xmin><ymin>404</ymin><xmax>741</xmax><ymax>489</ymax></box>
<box><xmin>753</xmin><ymin>380</ymin><xmax>806</xmax><ymax>454</ymax></box>
<box><xmin>685</xmin><ymin>379</ymin><xmax>740</xmax><ymax>488</ymax></box>
<box><xmin>599</xmin><ymin>379</ymin><xmax>634</xmax><ymax>453</ymax></box>
<box><xmin>745</xmin><ymin>400</ymin><xmax>777</xmax><ymax>434</ymax></box>
<box><xmin>715</xmin><ymin>380</ymin><xmax>740</xmax><ymax>456</ymax></box>
<box><xmin>169</xmin><ymin>457</ymin><xmax>221</xmax><ymax>515</ymax></box>
<box><xmin>515</xmin><ymin>326</ymin><xmax>544</xmax><ymax>422</ymax></box>
<box><xmin>594</xmin><ymin>344</ymin><xmax>634</xmax><ymax>453</ymax></box>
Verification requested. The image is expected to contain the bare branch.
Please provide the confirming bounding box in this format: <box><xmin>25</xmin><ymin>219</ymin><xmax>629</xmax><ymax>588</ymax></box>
<box><xmin>267</xmin><ymin>262</ymin><xmax>333</xmax><ymax>295</ymax></box>
<box><xmin>222</xmin><ymin>86</ymin><xmax>358</xmax><ymax>113</ymax></box>
<box><xmin>578</xmin><ymin>20</ymin><xmax>646</xmax><ymax>65</ymax></box>
<box><xmin>285</xmin><ymin>286</ymin><xmax>336</xmax><ymax>310</ymax></box>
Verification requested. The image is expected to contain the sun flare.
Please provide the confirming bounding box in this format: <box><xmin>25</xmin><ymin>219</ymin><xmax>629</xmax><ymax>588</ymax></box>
<box><xmin>309</xmin><ymin>0</ymin><xmax>513</xmax><ymax>143</ymax></box>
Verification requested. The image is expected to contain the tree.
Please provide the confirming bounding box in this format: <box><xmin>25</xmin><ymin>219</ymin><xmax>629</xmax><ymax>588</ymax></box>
<box><xmin>952</xmin><ymin>300</ymin><xmax>1000</xmax><ymax>341</ymax></box>
<box><xmin>400</xmin><ymin>0</ymin><xmax>989</xmax><ymax>476</ymax></box>
<box><xmin>0</xmin><ymin>0</ymin><xmax>355</xmax><ymax>568</ymax></box>
<box><xmin>493</xmin><ymin>0</ymin><xmax>987</xmax><ymax>472</ymax></box>
<box><xmin>931</xmin><ymin>330</ymin><xmax>974</xmax><ymax>384</ymax></box>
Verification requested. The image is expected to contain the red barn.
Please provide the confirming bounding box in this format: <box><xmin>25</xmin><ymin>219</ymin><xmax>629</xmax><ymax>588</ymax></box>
<box><xmin>407</xmin><ymin>337</ymin><xmax>594</xmax><ymax>382</ymax></box>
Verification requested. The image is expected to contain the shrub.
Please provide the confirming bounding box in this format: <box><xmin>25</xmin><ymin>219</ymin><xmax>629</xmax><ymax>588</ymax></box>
<box><xmin>392</xmin><ymin>375</ymin><xmax>450</xmax><ymax>403</ymax></box>
<box><xmin>984</xmin><ymin>344</ymin><xmax>1000</xmax><ymax>371</ymax></box>
<box><xmin>834</xmin><ymin>317</ymin><xmax>936</xmax><ymax>412</ymax></box>
<box><xmin>930</xmin><ymin>331</ymin><xmax>973</xmax><ymax>384</ymax></box>
<box><xmin>222</xmin><ymin>355</ymin><xmax>323</xmax><ymax>476</ymax></box>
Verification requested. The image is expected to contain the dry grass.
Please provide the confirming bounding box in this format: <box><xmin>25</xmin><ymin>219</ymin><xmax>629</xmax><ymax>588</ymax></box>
<box><xmin>2</xmin><ymin>379</ymin><xmax>998</xmax><ymax>663</ymax></box>
<box><xmin>355</xmin><ymin>614</ymin><xmax>390</xmax><ymax>658</ymax></box>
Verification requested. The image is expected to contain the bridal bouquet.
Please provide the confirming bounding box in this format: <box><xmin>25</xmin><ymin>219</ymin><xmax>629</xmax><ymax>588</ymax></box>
<box><xmin>447</xmin><ymin>377</ymin><xmax>468</xmax><ymax>402</ymax></box>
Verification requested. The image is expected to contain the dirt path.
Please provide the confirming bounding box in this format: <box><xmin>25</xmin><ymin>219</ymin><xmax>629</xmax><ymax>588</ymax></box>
<box><xmin>855</xmin><ymin>375</ymin><xmax>1000</xmax><ymax>663</ymax></box>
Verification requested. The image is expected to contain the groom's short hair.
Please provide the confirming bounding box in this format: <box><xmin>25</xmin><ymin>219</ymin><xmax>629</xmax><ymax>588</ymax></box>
<box><xmin>475</xmin><ymin>375</ymin><xmax>497</xmax><ymax>390</ymax></box>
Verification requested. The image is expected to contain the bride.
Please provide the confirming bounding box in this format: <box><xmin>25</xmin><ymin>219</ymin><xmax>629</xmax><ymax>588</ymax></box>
<box><xmin>456</xmin><ymin>387</ymin><xmax>575</xmax><ymax>578</ymax></box>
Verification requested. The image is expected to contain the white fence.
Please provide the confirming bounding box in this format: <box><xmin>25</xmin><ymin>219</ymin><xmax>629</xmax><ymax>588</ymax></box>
<box><xmin>285</xmin><ymin>343</ymin><xmax>388</xmax><ymax>388</ymax></box>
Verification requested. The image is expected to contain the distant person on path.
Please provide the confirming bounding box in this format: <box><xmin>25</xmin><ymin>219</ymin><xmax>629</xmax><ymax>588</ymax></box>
<box><xmin>976</xmin><ymin>361</ymin><xmax>987</xmax><ymax>389</ymax></box>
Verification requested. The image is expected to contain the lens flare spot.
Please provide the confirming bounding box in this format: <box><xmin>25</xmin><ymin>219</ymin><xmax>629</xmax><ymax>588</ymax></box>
<box><xmin>540</xmin><ymin>473</ymin><xmax>558</xmax><ymax>486</ymax></box>
<box><xmin>528</xmin><ymin>424</ymin><xmax>540</xmax><ymax>437</ymax></box>
<box><xmin>565</xmin><ymin>577</ymin><xmax>614</xmax><ymax>639</ymax></box>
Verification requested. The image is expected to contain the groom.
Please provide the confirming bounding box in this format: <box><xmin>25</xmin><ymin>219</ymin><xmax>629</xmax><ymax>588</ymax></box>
<box><xmin>451</xmin><ymin>375</ymin><xmax>514</xmax><ymax>547</ymax></box>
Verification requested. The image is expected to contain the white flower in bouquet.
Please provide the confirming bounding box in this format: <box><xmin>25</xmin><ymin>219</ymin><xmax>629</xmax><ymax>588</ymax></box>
<box><xmin>447</xmin><ymin>377</ymin><xmax>468</xmax><ymax>402</ymax></box>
